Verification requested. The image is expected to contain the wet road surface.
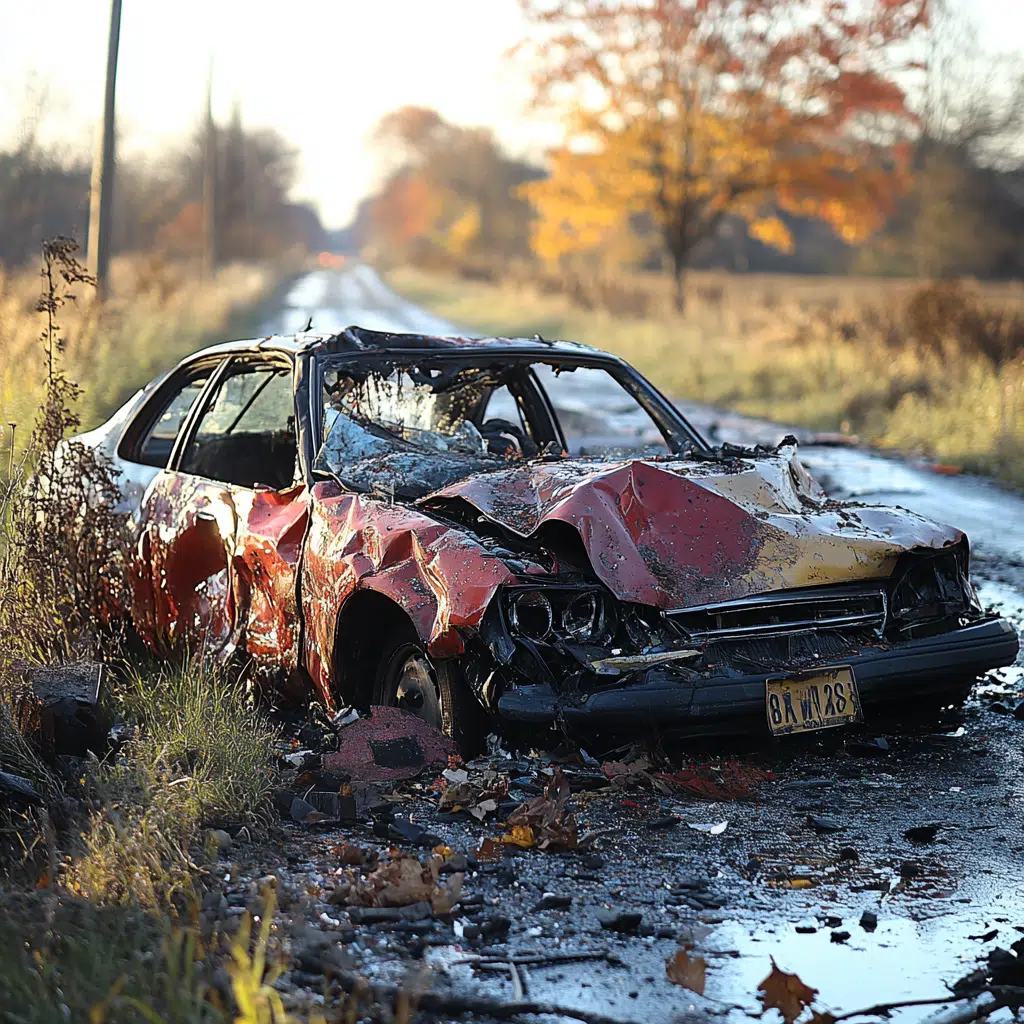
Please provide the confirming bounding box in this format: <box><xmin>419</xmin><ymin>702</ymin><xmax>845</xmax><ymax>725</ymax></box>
<box><xmin>257</xmin><ymin>267</ymin><xmax>1024</xmax><ymax>1022</ymax></box>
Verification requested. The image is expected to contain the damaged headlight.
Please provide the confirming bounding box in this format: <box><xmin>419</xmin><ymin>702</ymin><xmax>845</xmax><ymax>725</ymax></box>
<box><xmin>889</xmin><ymin>546</ymin><xmax>972</xmax><ymax>627</ymax></box>
<box><xmin>506</xmin><ymin>587</ymin><xmax>614</xmax><ymax>644</ymax></box>
<box><xmin>509</xmin><ymin>591</ymin><xmax>554</xmax><ymax>640</ymax></box>
<box><xmin>562</xmin><ymin>592</ymin><xmax>607</xmax><ymax>641</ymax></box>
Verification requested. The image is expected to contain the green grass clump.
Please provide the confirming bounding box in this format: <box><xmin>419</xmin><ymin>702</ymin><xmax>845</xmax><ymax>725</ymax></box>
<box><xmin>70</xmin><ymin>658</ymin><xmax>277</xmax><ymax>910</ymax></box>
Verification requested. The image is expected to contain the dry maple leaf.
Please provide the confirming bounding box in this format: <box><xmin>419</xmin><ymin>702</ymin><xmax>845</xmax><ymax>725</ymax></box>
<box><xmin>501</xmin><ymin>824</ymin><xmax>536</xmax><ymax>848</ymax></box>
<box><xmin>758</xmin><ymin>959</ymin><xmax>818</xmax><ymax>1022</ymax></box>
<box><xmin>666</xmin><ymin>949</ymin><xmax>706</xmax><ymax>995</ymax></box>
<box><xmin>505</xmin><ymin>768</ymin><xmax>578</xmax><ymax>850</ymax></box>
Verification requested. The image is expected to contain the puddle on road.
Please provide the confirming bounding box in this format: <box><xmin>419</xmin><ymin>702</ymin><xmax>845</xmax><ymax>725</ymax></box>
<box><xmin>709</xmin><ymin>909</ymin><xmax>1017</xmax><ymax>1021</ymax></box>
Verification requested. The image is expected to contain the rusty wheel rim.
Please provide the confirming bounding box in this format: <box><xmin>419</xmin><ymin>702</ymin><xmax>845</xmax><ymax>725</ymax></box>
<box><xmin>386</xmin><ymin>649</ymin><xmax>443</xmax><ymax>729</ymax></box>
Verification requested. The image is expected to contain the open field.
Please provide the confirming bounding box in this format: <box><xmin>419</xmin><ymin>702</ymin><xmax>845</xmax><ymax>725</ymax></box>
<box><xmin>387</xmin><ymin>266</ymin><xmax>1024</xmax><ymax>488</ymax></box>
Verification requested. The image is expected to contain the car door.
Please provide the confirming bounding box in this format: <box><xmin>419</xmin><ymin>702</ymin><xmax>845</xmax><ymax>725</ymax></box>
<box><xmin>132</xmin><ymin>353</ymin><xmax>307</xmax><ymax>670</ymax></box>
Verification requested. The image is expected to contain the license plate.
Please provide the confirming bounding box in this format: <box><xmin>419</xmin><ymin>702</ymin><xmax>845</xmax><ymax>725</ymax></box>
<box><xmin>766</xmin><ymin>666</ymin><xmax>863</xmax><ymax>736</ymax></box>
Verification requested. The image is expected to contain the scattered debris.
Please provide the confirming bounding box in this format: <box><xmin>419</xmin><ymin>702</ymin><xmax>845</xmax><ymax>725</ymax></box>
<box><xmin>532</xmin><ymin>894</ymin><xmax>573</xmax><ymax>911</ymax></box>
<box><xmin>601</xmin><ymin>755</ymin><xmax>773</xmax><ymax>800</ymax></box>
<box><xmin>349</xmin><ymin>850</ymin><xmax>463</xmax><ymax>913</ymax></box>
<box><xmin>501</xmin><ymin>768</ymin><xmax>577</xmax><ymax>851</ymax></box>
<box><xmin>281</xmin><ymin>749</ymin><xmax>319</xmax><ymax>770</ymax></box>
<box><xmin>860</xmin><ymin>910</ymin><xmax>878</xmax><ymax>932</ymax></box>
<box><xmin>806</xmin><ymin>814</ymin><xmax>843</xmax><ymax>833</ymax></box>
<box><xmin>904</xmin><ymin>823</ymin><xmax>942</xmax><ymax>844</ymax></box>
<box><xmin>847</xmin><ymin>736</ymin><xmax>890</xmax><ymax>754</ymax></box>
<box><xmin>688</xmin><ymin>821</ymin><xmax>728</xmax><ymax>835</ymax></box>
<box><xmin>597</xmin><ymin>910</ymin><xmax>643</xmax><ymax>934</ymax></box>
<box><xmin>436</xmin><ymin>766</ymin><xmax>508</xmax><ymax>821</ymax></box>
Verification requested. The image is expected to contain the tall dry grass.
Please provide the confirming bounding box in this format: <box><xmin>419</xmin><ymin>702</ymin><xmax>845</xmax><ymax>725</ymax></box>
<box><xmin>388</xmin><ymin>266</ymin><xmax>1024</xmax><ymax>487</ymax></box>
<box><xmin>0</xmin><ymin>252</ymin><xmax>273</xmax><ymax>449</ymax></box>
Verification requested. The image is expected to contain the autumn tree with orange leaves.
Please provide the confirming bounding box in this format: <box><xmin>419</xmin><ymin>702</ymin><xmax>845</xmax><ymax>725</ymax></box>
<box><xmin>518</xmin><ymin>0</ymin><xmax>931</xmax><ymax>310</ymax></box>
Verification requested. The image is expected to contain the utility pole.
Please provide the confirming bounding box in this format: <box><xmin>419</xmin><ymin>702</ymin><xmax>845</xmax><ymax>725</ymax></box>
<box><xmin>87</xmin><ymin>0</ymin><xmax>122</xmax><ymax>299</ymax></box>
<box><xmin>201</xmin><ymin>62</ymin><xmax>217</xmax><ymax>280</ymax></box>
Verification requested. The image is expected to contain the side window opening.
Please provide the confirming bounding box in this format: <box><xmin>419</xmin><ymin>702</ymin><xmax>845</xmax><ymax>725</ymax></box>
<box><xmin>180</xmin><ymin>362</ymin><xmax>298</xmax><ymax>489</ymax></box>
<box><xmin>133</xmin><ymin>371</ymin><xmax>213</xmax><ymax>469</ymax></box>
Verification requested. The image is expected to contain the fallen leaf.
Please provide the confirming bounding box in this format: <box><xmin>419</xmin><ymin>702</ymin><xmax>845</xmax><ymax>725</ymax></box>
<box><xmin>350</xmin><ymin>851</ymin><xmax>461</xmax><ymax>910</ymax></box>
<box><xmin>476</xmin><ymin>837</ymin><xmax>502</xmax><ymax>862</ymax></box>
<box><xmin>504</xmin><ymin>767</ymin><xmax>578</xmax><ymax>850</ymax></box>
<box><xmin>501</xmin><ymin>824</ymin><xmax>536</xmax><ymax>848</ymax></box>
<box><xmin>758</xmin><ymin>959</ymin><xmax>818</xmax><ymax>1022</ymax></box>
<box><xmin>335</xmin><ymin>843</ymin><xmax>372</xmax><ymax>867</ymax></box>
<box><xmin>666</xmin><ymin>949</ymin><xmax>706</xmax><ymax>994</ymax></box>
<box><xmin>657</xmin><ymin>761</ymin><xmax>774</xmax><ymax>800</ymax></box>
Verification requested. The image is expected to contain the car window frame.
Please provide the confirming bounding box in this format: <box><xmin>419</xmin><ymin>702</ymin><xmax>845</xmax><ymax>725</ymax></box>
<box><xmin>168</xmin><ymin>351</ymin><xmax>299</xmax><ymax>486</ymax></box>
<box><xmin>117</xmin><ymin>355</ymin><xmax>227</xmax><ymax>468</ymax></box>
<box><xmin>311</xmin><ymin>348</ymin><xmax>704</xmax><ymax>468</ymax></box>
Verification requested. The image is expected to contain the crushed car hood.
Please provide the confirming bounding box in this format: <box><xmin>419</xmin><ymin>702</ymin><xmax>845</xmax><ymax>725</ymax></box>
<box><xmin>425</xmin><ymin>449</ymin><xmax>964</xmax><ymax>610</ymax></box>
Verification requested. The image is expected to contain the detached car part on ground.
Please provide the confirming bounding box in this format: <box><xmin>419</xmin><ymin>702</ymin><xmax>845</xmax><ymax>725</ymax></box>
<box><xmin>76</xmin><ymin>326</ymin><xmax>1019</xmax><ymax>752</ymax></box>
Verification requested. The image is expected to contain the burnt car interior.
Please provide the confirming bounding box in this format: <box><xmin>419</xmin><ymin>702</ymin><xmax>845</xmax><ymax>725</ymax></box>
<box><xmin>179</xmin><ymin>360</ymin><xmax>299</xmax><ymax>490</ymax></box>
<box><xmin>314</xmin><ymin>353</ymin><xmax>682</xmax><ymax>500</ymax></box>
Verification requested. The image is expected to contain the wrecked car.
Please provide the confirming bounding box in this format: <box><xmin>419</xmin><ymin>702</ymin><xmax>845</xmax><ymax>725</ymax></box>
<box><xmin>76</xmin><ymin>327</ymin><xmax>1019</xmax><ymax>750</ymax></box>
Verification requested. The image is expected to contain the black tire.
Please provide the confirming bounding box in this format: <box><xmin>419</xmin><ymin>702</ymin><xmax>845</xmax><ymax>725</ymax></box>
<box><xmin>373</xmin><ymin>640</ymin><xmax>487</xmax><ymax>758</ymax></box>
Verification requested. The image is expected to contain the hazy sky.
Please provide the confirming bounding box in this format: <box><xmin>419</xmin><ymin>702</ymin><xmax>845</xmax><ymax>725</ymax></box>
<box><xmin>1</xmin><ymin>0</ymin><xmax>1020</xmax><ymax>229</ymax></box>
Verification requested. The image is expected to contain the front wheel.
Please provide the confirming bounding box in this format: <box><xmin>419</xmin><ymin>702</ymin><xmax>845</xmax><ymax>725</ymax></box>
<box><xmin>373</xmin><ymin>641</ymin><xmax>486</xmax><ymax>757</ymax></box>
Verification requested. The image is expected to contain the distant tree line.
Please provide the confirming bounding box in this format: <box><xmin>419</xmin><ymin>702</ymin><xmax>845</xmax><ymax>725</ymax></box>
<box><xmin>355</xmin><ymin>1</ymin><xmax>1024</xmax><ymax>297</ymax></box>
<box><xmin>0</xmin><ymin>97</ymin><xmax>324</xmax><ymax>272</ymax></box>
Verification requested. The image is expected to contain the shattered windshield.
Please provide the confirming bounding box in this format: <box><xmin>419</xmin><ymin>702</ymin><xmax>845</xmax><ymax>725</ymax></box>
<box><xmin>314</xmin><ymin>355</ymin><xmax>675</xmax><ymax>499</ymax></box>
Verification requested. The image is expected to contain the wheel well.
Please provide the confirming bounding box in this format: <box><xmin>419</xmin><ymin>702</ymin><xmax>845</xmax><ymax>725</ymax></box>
<box><xmin>331</xmin><ymin>590</ymin><xmax>419</xmax><ymax>708</ymax></box>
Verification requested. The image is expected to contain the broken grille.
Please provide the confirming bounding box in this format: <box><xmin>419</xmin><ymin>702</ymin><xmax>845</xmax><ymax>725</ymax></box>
<box><xmin>666</xmin><ymin>584</ymin><xmax>887</xmax><ymax>642</ymax></box>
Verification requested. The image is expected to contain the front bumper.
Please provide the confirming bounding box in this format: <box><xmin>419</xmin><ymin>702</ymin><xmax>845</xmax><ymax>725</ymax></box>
<box><xmin>496</xmin><ymin>616</ymin><xmax>1019</xmax><ymax>737</ymax></box>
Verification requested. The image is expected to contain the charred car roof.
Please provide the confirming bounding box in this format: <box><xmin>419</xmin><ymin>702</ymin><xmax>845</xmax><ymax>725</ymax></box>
<box><xmin>193</xmin><ymin>325</ymin><xmax>608</xmax><ymax>361</ymax></box>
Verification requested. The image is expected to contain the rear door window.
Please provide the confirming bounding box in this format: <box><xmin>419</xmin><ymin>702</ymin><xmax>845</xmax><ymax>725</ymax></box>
<box><xmin>132</xmin><ymin>369</ymin><xmax>215</xmax><ymax>468</ymax></box>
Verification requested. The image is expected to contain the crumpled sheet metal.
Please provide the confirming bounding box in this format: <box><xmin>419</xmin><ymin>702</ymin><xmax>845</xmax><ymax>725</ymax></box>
<box><xmin>234</xmin><ymin>486</ymin><xmax>306</xmax><ymax>673</ymax></box>
<box><xmin>429</xmin><ymin>451</ymin><xmax>963</xmax><ymax>611</ymax></box>
<box><xmin>301</xmin><ymin>482</ymin><xmax>515</xmax><ymax>705</ymax></box>
<box><xmin>130</xmin><ymin>473</ymin><xmax>238</xmax><ymax>654</ymax></box>
<box><xmin>131</xmin><ymin>473</ymin><xmax>306</xmax><ymax>673</ymax></box>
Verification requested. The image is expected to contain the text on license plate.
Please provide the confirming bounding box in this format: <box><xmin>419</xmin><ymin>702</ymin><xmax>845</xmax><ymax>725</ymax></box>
<box><xmin>765</xmin><ymin>666</ymin><xmax>863</xmax><ymax>736</ymax></box>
